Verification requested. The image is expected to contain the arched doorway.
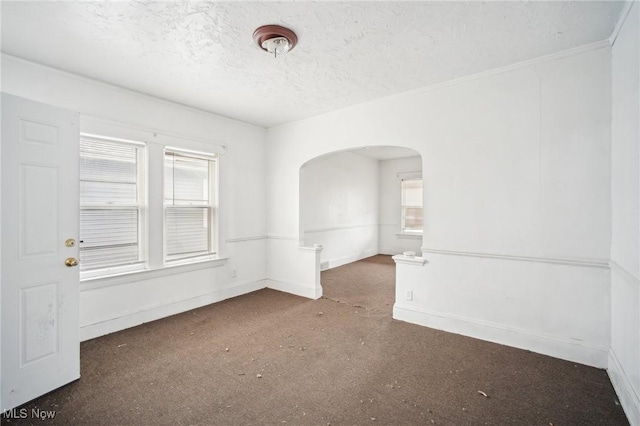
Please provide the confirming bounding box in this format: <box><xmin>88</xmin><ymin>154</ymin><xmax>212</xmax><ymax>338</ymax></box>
<box><xmin>299</xmin><ymin>146</ymin><xmax>422</xmax><ymax>312</ymax></box>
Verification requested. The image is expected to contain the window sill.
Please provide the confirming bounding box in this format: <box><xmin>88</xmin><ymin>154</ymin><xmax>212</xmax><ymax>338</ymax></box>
<box><xmin>396</xmin><ymin>233</ymin><xmax>423</xmax><ymax>240</ymax></box>
<box><xmin>80</xmin><ymin>257</ymin><xmax>229</xmax><ymax>291</ymax></box>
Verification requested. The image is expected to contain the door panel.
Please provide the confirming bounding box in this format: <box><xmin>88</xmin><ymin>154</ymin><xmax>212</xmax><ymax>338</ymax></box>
<box><xmin>20</xmin><ymin>164</ymin><xmax>59</xmax><ymax>257</ymax></box>
<box><xmin>20</xmin><ymin>281</ymin><xmax>59</xmax><ymax>367</ymax></box>
<box><xmin>1</xmin><ymin>93</ymin><xmax>80</xmax><ymax>411</ymax></box>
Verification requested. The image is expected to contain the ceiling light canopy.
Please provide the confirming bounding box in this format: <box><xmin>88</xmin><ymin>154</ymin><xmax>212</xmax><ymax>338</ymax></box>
<box><xmin>253</xmin><ymin>25</ymin><xmax>298</xmax><ymax>58</ymax></box>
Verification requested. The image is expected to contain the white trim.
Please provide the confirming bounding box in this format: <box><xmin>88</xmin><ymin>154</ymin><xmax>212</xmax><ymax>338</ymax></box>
<box><xmin>608</xmin><ymin>348</ymin><xmax>640</xmax><ymax>426</ymax></box>
<box><xmin>80</xmin><ymin>132</ymin><xmax>147</xmax><ymax>147</ymax></box>
<box><xmin>420</xmin><ymin>248</ymin><xmax>609</xmax><ymax>269</ymax></box>
<box><xmin>609</xmin><ymin>1</ymin><xmax>636</xmax><ymax>47</ymax></box>
<box><xmin>163</xmin><ymin>253</ymin><xmax>220</xmax><ymax>268</ymax></box>
<box><xmin>304</xmin><ymin>223</ymin><xmax>377</xmax><ymax>234</ymax></box>
<box><xmin>80</xmin><ymin>262</ymin><xmax>147</xmax><ymax>281</ymax></box>
<box><xmin>267</xmin><ymin>235</ymin><xmax>299</xmax><ymax>241</ymax></box>
<box><xmin>322</xmin><ymin>249</ymin><xmax>379</xmax><ymax>270</ymax></box>
<box><xmin>379</xmin><ymin>248</ymin><xmax>402</xmax><ymax>256</ymax></box>
<box><xmin>396</xmin><ymin>41</ymin><xmax>610</xmax><ymax>99</ymax></box>
<box><xmin>225</xmin><ymin>235</ymin><xmax>267</xmax><ymax>243</ymax></box>
<box><xmin>4</xmin><ymin>53</ymin><xmax>261</xmax><ymax>130</ymax></box>
<box><xmin>397</xmin><ymin>171</ymin><xmax>421</xmax><ymax>180</ymax></box>
<box><xmin>165</xmin><ymin>146</ymin><xmax>218</xmax><ymax>161</ymax></box>
<box><xmin>396</xmin><ymin>233</ymin><xmax>422</xmax><ymax>240</ymax></box>
<box><xmin>266</xmin><ymin>279</ymin><xmax>321</xmax><ymax>300</ymax></box>
<box><xmin>298</xmin><ymin>245</ymin><xmax>324</xmax><ymax>253</ymax></box>
<box><xmin>81</xmin><ymin>115</ymin><xmax>227</xmax><ymax>155</ymax></box>
<box><xmin>281</xmin><ymin>40</ymin><xmax>611</xmax><ymax>129</ymax></box>
<box><xmin>610</xmin><ymin>260</ymin><xmax>640</xmax><ymax>290</ymax></box>
<box><xmin>80</xmin><ymin>279</ymin><xmax>265</xmax><ymax>341</ymax></box>
<box><xmin>393</xmin><ymin>304</ymin><xmax>609</xmax><ymax>368</ymax></box>
<box><xmin>392</xmin><ymin>254</ymin><xmax>427</xmax><ymax>266</ymax></box>
<box><xmin>80</xmin><ymin>257</ymin><xmax>228</xmax><ymax>290</ymax></box>
<box><xmin>4</xmin><ymin>39</ymin><xmax>610</xmax><ymax>133</ymax></box>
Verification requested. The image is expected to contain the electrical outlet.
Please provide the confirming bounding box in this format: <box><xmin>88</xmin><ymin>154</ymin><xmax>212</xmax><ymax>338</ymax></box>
<box><xmin>231</xmin><ymin>269</ymin><xmax>237</xmax><ymax>278</ymax></box>
<box><xmin>405</xmin><ymin>290</ymin><xmax>413</xmax><ymax>301</ymax></box>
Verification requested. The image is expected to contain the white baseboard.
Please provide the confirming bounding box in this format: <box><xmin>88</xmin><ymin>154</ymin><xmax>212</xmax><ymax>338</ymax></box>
<box><xmin>378</xmin><ymin>248</ymin><xmax>396</xmax><ymax>256</ymax></box>
<box><xmin>266</xmin><ymin>279</ymin><xmax>322</xmax><ymax>300</ymax></box>
<box><xmin>608</xmin><ymin>348</ymin><xmax>640</xmax><ymax>426</ymax></box>
<box><xmin>379</xmin><ymin>248</ymin><xmax>422</xmax><ymax>256</ymax></box>
<box><xmin>325</xmin><ymin>250</ymin><xmax>379</xmax><ymax>270</ymax></box>
<box><xmin>80</xmin><ymin>280</ymin><xmax>267</xmax><ymax>341</ymax></box>
<box><xmin>393</xmin><ymin>304</ymin><xmax>609</xmax><ymax>368</ymax></box>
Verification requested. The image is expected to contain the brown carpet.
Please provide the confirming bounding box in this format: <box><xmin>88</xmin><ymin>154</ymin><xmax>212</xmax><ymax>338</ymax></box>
<box><xmin>3</xmin><ymin>255</ymin><xmax>628</xmax><ymax>425</ymax></box>
<box><xmin>321</xmin><ymin>255</ymin><xmax>396</xmax><ymax>315</ymax></box>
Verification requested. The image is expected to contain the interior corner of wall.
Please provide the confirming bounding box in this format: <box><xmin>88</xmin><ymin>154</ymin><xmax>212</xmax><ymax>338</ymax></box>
<box><xmin>607</xmin><ymin>348</ymin><xmax>640</xmax><ymax>426</ymax></box>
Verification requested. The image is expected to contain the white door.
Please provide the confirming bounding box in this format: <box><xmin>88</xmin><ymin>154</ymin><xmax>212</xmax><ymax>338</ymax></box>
<box><xmin>1</xmin><ymin>93</ymin><xmax>80</xmax><ymax>411</ymax></box>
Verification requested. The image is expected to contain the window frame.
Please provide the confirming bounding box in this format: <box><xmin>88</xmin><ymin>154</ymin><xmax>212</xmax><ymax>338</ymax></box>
<box><xmin>400</xmin><ymin>175</ymin><xmax>423</xmax><ymax>235</ymax></box>
<box><xmin>78</xmin><ymin>133</ymin><xmax>148</xmax><ymax>280</ymax></box>
<box><xmin>163</xmin><ymin>146</ymin><xmax>219</xmax><ymax>266</ymax></box>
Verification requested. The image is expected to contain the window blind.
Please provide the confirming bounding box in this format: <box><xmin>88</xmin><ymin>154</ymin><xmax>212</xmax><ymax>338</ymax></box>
<box><xmin>164</xmin><ymin>150</ymin><xmax>217</xmax><ymax>262</ymax></box>
<box><xmin>79</xmin><ymin>136</ymin><xmax>145</xmax><ymax>271</ymax></box>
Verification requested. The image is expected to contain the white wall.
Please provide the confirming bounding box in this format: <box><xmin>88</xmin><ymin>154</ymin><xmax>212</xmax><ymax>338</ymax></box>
<box><xmin>1</xmin><ymin>35</ymin><xmax>629</xmax><ymax>419</ymax></box>
<box><xmin>266</xmin><ymin>45</ymin><xmax>612</xmax><ymax>367</ymax></box>
<box><xmin>379</xmin><ymin>156</ymin><xmax>423</xmax><ymax>255</ymax></box>
<box><xmin>301</xmin><ymin>151</ymin><xmax>379</xmax><ymax>269</ymax></box>
<box><xmin>300</xmin><ymin>151</ymin><xmax>424</xmax><ymax>270</ymax></box>
<box><xmin>0</xmin><ymin>61</ymin><xmax>3</xmax><ymax>402</ymax></box>
<box><xmin>1</xmin><ymin>54</ymin><xmax>269</xmax><ymax>340</ymax></box>
<box><xmin>610</xmin><ymin>2</ymin><xmax>640</xmax><ymax>424</ymax></box>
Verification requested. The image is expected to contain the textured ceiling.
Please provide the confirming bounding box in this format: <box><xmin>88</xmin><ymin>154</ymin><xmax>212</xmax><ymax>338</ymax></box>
<box><xmin>1</xmin><ymin>1</ymin><xmax>626</xmax><ymax>128</ymax></box>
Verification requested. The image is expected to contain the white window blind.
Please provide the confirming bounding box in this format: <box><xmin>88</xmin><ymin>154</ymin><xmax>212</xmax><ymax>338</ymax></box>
<box><xmin>79</xmin><ymin>135</ymin><xmax>146</xmax><ymax>273</ymax></box>
<box><xmin>164</xmin><ymin>149</ymin><xmax>217</xmax><ymax>262</ymax></box>
<box><xmin>401</xmin><ymin>178</ymin><xmax>423</xmax><ymax>233</ymax></box>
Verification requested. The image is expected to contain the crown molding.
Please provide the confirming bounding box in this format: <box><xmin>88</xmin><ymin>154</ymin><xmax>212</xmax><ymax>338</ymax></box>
<box><xmin>609</xmin><ymin>1</ymin><xmax>636</xmax><ymax>46</ymax></box>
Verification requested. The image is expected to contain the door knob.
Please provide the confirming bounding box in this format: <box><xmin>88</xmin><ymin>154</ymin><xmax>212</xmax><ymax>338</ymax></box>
<box><xmin>64</xmin><ymin>257</ymin><xmax>79</xmax><ymax>267</ymax></box>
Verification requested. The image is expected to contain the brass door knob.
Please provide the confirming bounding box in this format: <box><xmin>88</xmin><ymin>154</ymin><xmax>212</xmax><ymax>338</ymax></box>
<box><xmin>64</xmin><ymin>257</ymin><xmax>79</xmax><ymax>267</ymax></box>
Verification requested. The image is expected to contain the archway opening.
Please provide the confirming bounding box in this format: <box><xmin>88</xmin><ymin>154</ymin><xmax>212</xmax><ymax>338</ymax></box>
<box><xmin>299</xmin><ymin>146</ymin><xmax>422</xmax><ymax>312</ymax></box>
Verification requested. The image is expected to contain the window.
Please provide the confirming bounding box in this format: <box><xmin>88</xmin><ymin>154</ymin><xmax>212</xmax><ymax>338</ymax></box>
<box><xmin>401</xmin><ymin>178</ymin><xmax>423</xmax><ymax>234</ymax></box>
<box><xmin>164</xmin><ymin>148</ymin><xmax>218</xmax><ymax>263</ymax></box>
<box><xmin>79</xmin><ymin>135</ymin><xmax>146</xmax><ymax>276</ymax></box>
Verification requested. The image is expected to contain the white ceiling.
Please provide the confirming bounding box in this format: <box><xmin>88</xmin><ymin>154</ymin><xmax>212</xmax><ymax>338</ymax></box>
<box><xmin>1</xmin><ymin>1</ymin><xmax>626</xmax><ymax>128</ymax></box>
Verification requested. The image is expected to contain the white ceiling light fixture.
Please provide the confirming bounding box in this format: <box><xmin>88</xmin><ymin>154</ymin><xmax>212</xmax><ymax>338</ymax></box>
<box><xmin>253</xmin><ymin>25</ymin><xmax>298</xmax><ymax>58</ymax></box>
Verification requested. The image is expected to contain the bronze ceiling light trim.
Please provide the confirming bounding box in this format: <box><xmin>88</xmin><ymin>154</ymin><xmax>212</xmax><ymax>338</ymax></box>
<box><xmin>253</xmin><ymin>25</ymin><xmax>298</xmax><ymax>58</ymax></box>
